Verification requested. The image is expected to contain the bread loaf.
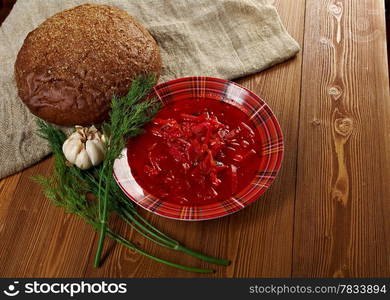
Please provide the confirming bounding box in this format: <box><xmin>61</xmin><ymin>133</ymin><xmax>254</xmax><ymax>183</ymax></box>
<box><xmin>15</xmin><ymin>4</ymin><xmax>161</xmax><ymax>126</ymax></box>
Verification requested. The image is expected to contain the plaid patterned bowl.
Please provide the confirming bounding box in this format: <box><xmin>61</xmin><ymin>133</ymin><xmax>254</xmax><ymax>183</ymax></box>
<box><xmin>113</xmin><ymin>77</ymin><xmax>284</xmax><ymax>221</ymax></box>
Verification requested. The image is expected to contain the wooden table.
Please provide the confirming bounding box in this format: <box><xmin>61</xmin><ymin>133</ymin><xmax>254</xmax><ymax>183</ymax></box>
<box><xmin>1</xmin><ymin>0</ymin><xmax>389</xmax><ymax>278</ymax></box>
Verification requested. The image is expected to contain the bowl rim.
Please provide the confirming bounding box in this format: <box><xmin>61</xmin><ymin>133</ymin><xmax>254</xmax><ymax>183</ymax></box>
<box><xmin>113</xmin><ymin>76</ymin><xmax>284</xmax><ymax>221</ymax></box>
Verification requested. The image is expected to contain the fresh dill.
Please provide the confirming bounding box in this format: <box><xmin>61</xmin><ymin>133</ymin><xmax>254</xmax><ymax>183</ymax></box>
<box><xmin>94</xmin><ymin>75</ymin><xmax>160</xmax><ymax>268</ymax></box>
<box><xmin>33</xmin><ymin>75</ymin><xmax>230</xmax><ymax>273</ymax></box>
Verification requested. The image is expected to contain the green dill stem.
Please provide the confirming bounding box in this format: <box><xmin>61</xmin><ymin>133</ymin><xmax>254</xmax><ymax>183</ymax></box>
<box><xmin>94</xmin><ymin>164</ymin><xmax>111</xmax><ymax>267</ymax></box>
<box><xmin>107</xmin><ymin>230</ymin><xmax>214</xmax><ymax>274</ymax></box>
<box><xmin>97</xmin><ymin>165</ymin><xmax>105</xmax><ymax>219</ymax></box>
<box><xmin>119</xmin><ymin>210</ymin><xmax>177</xmax><ymax>248</ymax></box>
<box><xmin>120</xmin><ymin>200</ymin><xmax>179</xmax><ymax>245</ymax></box>
<box><xmin>119</xmin><ymin>207</ymin><xmax>230</xmax><ymax>266</ymax></box>
<box><xmin>176</xmin><ymin>245</ymin><xmax>230</xmax><ymax>266</ymax></box>
<box><xmin>117</xmin><ymin>191</ymin><xmax>230</xmax><ymax>266</ymax></box>
<box><xmin>94</xmin><ymin>229</ymin><xmax>105</xmax><ymax>268</ymax></box>
<box><xmin>93</xmin><ymin>75</ymin><xmax>159</xmax><ymax>268</ymax></box>
<box><xmin>119</xmin><ymin>207</ymin><xmax>177</xmax><ymax>247</ymax></box>
<box><xmin>99</xmin><ymin>178</ymin><xmax>230</xmax><ymax>266</ymax></box>
<box><xmin>119</xmin><ymin>215</ymin><xmax>175</xmax><ymax>249</ymax></box>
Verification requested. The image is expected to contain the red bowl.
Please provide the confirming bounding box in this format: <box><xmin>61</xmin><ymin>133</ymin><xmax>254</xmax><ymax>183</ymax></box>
<box><xmin>113</xmin><ymin>77</ymin><xmax>284</xmax><ymax>221</ymax></box>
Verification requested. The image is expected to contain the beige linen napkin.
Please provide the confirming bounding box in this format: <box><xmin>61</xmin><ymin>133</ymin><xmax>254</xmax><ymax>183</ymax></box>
<box><xmin>0</xmin><ymin>0</ymin><xmax>299</xmax><ymax>179</ymax></box>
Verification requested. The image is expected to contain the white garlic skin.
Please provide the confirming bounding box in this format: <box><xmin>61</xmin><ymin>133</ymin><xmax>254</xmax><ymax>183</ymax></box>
<box><xmin>62</xmin><ymin>125</ymin><xmax>106</xmax><ymax>170</ymax></box>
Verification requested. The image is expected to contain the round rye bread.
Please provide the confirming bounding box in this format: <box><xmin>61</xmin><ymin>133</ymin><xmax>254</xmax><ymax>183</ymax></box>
<box><xmin>14</xmin><ymin>4</ymin><xmax>161</xmax><ymax>126</ymax></box>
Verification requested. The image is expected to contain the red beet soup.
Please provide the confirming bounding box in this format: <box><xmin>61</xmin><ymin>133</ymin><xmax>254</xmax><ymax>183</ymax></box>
<box><xmin>127</xmin><ymin>99</ymin><xmax>262</xmax><ymax>206</ymax></box>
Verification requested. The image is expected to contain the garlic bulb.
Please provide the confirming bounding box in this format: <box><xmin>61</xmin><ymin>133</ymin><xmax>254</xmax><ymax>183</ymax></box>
<box><xmin>62</xmin><ymin>125</ymin><xmax>107</xmax><ymax>170</ymax></box>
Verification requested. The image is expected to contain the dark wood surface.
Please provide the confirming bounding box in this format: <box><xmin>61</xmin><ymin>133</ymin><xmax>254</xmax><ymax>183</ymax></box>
<box><xmin>0</xmin><ymin>0</ymin><xmax>15</xmax><ymax>24</ymax></box>
<box><xmin>0</xmin><ymin>0</ymin><xmax>389</xmax><ymax>277</ymax></box>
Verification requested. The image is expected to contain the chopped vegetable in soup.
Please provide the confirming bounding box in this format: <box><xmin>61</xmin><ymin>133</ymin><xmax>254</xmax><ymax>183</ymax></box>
<box><xmin>127</xmin><ymin>99</ymin><xmax>262</xmax><ymax>205</ymax></box>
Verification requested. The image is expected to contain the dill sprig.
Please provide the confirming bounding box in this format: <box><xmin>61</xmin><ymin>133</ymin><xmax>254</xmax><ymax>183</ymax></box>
<box><xmin>94</xmin><ymin>75</ymin><xmax>160</xmax><ymax>267</ymax></box>
<box><xmin>33</xmin><ymin>75</ymin><xmax>230</xmax><ymax>274</ymax></box>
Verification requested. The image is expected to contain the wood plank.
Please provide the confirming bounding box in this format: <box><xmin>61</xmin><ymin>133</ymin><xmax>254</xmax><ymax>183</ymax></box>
<box><xmin>293</xmin><ymin>0</ymin><xmax>390</xmax><ymax>277</ymax></box>
<box><xmin>0</xmin><ymin>0</ymin><xmax>305</xmax><ymax>277</ymax></box>
<box><xmin>0</xmin><ymin>157</ymin><xmax>96</xmax><ymax>277</ymax></box>
<box><xmin>0</xmin><ymin>172</ymin><xmax>21</xmax><ymax>211</ymax></box>
<box><xmin>83</xmin><ymin>0</ymin><xmax>306</xmax><ymax>277</ymax></box>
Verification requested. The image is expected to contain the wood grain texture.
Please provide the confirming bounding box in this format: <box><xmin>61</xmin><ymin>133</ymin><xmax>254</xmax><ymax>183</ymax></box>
<box><xmin>0</xmin><ymin>158</ymin><xmax>96</xmax><ymax>277</ymax></box>
<box><xmin>0</xmin><ymin>0</ymin><xmax>305</xmax><ymax>278</ymax></box>
<box><xmin>81</xmin><ymin>0</ymin><xmax>305</xmax><ymax>278</ymax></box>
<box><xmin>293</xmin><ymin>0</ymin><xmax>390</xmax><ymax>277</ymax></box>
<box><xmin>1</xmin><ymin>0</ymin><xmax>390</xmax><ymax>278</ymax></box>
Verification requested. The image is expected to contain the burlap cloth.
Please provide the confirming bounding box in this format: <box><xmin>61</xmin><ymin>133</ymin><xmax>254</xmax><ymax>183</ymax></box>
<box><xmin>0</xmin><ymin>0</ymin><xmax>299</xmax><ymax>179</ymax></box>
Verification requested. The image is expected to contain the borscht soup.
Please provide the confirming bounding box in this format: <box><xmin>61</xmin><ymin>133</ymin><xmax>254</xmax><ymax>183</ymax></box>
<box><xmin>127</xmin><ymin>99</ymin><xmax>262</xmax><ymax>206</ymax></box>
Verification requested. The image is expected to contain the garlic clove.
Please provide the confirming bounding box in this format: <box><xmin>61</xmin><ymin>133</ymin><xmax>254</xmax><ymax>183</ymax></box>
<box><xmin>63</xmin><ymin>138</ymin><xmax>83</xmax><ymax>163</ymax></box>
<box><xmin>93</xmin><ymin>138</ymin><xmax>106</xmax><ymax>154</ymax></box>
<box><xmin>101</xmin><ymin>134</ymin><xmax>107</xmax><ymax>144</ymax></box>
<box><xmin>86</xmin><ymin>139</ymin><xmax>105</xmax><ymax>166</ymax></box>
<box><xmin>63</xmin><ymin>125</ymin><xmax>106</xmax><ymax>170</ymax></box>
<box><xmin>68</xmin><ymin>131</ymin><xmax>82</xmax><ymax>140</ymax></box>
<box><xmin>75</xmin><ymin>149</ymin><xmax>92</xmax><ymax>170</ymax></box>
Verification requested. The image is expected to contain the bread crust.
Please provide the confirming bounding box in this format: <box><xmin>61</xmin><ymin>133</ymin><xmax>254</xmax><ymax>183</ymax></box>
<box><xmin>15</xmin><ymin>4</ymin><xmax>161</xmax><ymax>125</ymax></box>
